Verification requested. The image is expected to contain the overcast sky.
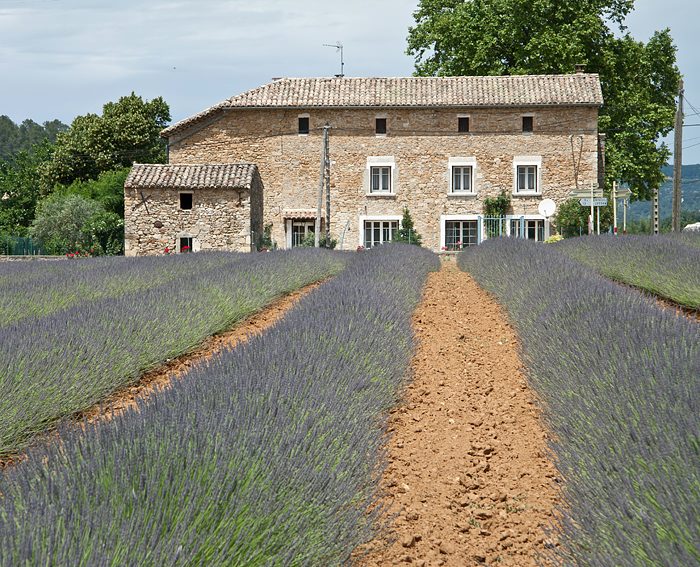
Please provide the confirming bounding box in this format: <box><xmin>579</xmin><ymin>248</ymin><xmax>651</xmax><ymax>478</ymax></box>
<box><xmin>1</xmin><ymin>0</ymin><xmax>698</xmax><ymax>164</ymax></box>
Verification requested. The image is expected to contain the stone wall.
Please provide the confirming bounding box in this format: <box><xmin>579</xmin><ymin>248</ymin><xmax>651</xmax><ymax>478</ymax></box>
<box><xmin>124</xmin><ymin>173</ymin><xmax>263</xmax><ymax>255</ymax></box>
<box><xmin>168</xmin><ymin>106</ymin><xmax>599</xmax><ymax>250</ymax></box>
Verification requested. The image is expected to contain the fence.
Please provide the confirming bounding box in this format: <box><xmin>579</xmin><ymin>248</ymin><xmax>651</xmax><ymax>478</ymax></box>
<box><xmin>1</xmin><ymin>236</ymin><xmax>45</xmax><ymax>256</ymax></box>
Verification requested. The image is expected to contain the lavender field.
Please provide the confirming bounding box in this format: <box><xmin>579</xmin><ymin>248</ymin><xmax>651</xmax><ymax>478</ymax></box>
<box><xmin>0</xmin><ymin>249</ymin><xmax>345</xmax><ymax>457</ymax></box>
<box><xmin>0</xmin><ymin>245</ymin><xmax>439</xmax><ymax>565</ymax></box>
<box><xmin>556</xmin><ymin>234</ymin><xmax>700</xmax><ymax>309</ymax></box>
<box><xmin>458</xmin><ymin>239</ymin><xmax>699</xmax><ymax>566</ymax></box>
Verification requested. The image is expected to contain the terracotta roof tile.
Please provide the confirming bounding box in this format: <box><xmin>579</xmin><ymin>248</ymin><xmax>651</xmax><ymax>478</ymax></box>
<box><xmin>163</xmin><ymin>74</ymin><xmax>603</xmax><ymax>137</ymax></box>
<box><xmin>125</xmin><ymin>163</ymin><xmax>257</xmax><ymax>190</ymax></box>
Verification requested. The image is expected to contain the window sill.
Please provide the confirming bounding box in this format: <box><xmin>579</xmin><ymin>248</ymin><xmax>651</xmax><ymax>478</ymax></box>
<box><xmin>448</xmin><ymin>192</ymin><xmax>477</xmax><ymax>198</ymax></box>
<box><xmin>366</xmin><ymin>192</ymin><xmax>396</xmax><ymax>198</ymax></box>
<box><xmin>512</xmin><ymin>191</ymin><xmax>541</xmax><ymax>197</ymax></box>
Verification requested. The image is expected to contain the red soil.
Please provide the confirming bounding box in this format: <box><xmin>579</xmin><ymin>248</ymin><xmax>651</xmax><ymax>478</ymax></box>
<box><xmin>357</xmin><ymin>260</ymin><xmax>560</xmax><ymax>566</ymax></box>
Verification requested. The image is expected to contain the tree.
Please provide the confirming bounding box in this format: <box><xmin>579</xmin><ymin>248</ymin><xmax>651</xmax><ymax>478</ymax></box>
<box><xmin>40</xmin><ymin>93</ymin><xmax>170</xmax><ymax>189</ymax></box>
<box><xmin>407</xmin><ymin>0</ymin><xmax>680</xmax><ymax>201</ymax></box>
<box><xmin>393</xmin><ymin>207</ymin><xmax>423</xmax><ymax>246</ymax></box>
<box><xmin>555</xmin><ymin>197</ymin><xmax>613</xmax><ymax>237</ymax></box>
<box><xmin>0</xmin><ymin>140</ymin><xmax>55</xmax><ymax>235</ymax></box>
<box><xmin>29</xmin><ymin>194</ymin><xmax>123</xmax><ymax>255</ymax></box>
<box><xmin>0</xmin><ymin>116</ymin><xmax>68</xmax><ymax>161</ymax></box>
<box><xmin>54</xmin><ymin>167</ymin><xmax>130</xmax><ymax>218</ymax></box>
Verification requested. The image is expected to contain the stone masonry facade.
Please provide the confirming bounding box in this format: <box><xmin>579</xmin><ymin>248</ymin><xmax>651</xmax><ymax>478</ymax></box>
<box><xmin>127</xmin><ymin>75</ymin><xmax>602</xmax><ymax>253</ymax></box>
<box><xmin>124</xmin><ymin>164</ymin><xmax>263</xmax><ymax>256</ymax></box>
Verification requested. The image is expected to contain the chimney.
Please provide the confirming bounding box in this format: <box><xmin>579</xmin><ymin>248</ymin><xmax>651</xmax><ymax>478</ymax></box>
<box><xmin>575</xmin><ymin>64</ymin><xmax>586</xmax><ymax>74</ymax></box>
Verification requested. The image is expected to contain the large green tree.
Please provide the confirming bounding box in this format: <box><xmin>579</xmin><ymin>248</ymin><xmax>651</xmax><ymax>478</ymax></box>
<box><xmin>0</xmin><ymin>141</ymin><xmax>55</xmax><ymax>235</ymax></box>
<box><xmin>407</xmin><ymin>0</ymin><xmax>680</xmax><ymax>200</ymax></box>
<box><xmin>40</xmin><ymin>93</ymin><xmax>170</xmax><ymax>189</ymax></box>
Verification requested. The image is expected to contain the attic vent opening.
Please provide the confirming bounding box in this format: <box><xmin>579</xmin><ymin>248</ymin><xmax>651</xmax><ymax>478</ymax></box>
<box><xmin>375</xmin><ymin>118</ymin><xmax>387</xmax><ymax>135</ymax></box>
<box><xmin>179</xmin><ymin>192</ymin><xmax>193</xmax><ymax>210</ymax></box>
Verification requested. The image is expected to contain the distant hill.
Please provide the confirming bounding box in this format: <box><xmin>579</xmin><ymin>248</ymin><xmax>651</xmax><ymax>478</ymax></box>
<box><xmin>628</xmin><ymin>164</ymin><xmax>700</xmax><ymax>222</ymax></box>
<box><xmin>0</xmin><ymin>116</ymin><xmax>68</xmax><ymax>161</ymax></box>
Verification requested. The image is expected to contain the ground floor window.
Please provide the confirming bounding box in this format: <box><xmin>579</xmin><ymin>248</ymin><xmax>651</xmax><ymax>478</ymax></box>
<box><xmin>445</xmin><ymin>220</ymin><xmax>478</xmax><ymax>250</ymax></box>
<box><xmin>510</xmin><ymin>219</ymin><xmax>545</xmax><ymax>241</ymax></box>
<box><xmin>179</xmin><ymin>236</ymin><xmax>193</xmax><ymax>253</ymax></box>
<box><xmin>291</xmin><ymin>220</ymin><xmax>315</xmax><ymax>247</ymax></box>
<box><xmin>364</xmin><ymin>220</ymin><xmax>398</xmax><ymax>248</ymax></box>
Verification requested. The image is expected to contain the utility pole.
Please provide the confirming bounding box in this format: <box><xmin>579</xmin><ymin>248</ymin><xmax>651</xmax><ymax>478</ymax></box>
<box><xmin>315</xmin><ymin>124</ymin><xmax>330</xmax><ymax>247</ymax></box>
<box><xmin>589</xmin><ymin>181</ymin><xmax>595</xmax><ymax>235</ymax></box>
<box><xmin>612</xmin><ymin>181</ymin><xmax>618</xmax><ymax>235</ymax></box>
<box><xmin>672</xmin><ymin>78</ymin><xmax>684</xmax><ymax>232</ymax></box>
<box><xmin>652</xmin><ymin>187</ymin><xmax>660</xmax><ymax>235</ymax></box>
<box><xmin>324</xmin><ymin>124</ymin><xmax>331</xmax><ymax>246</ymax></box>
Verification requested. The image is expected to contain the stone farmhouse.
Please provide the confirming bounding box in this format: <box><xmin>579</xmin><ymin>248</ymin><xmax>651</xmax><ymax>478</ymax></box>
<box><xmin>124</xmin><ymin>72</ymin><xmax>603</xmax><ymax>255</ymax></box>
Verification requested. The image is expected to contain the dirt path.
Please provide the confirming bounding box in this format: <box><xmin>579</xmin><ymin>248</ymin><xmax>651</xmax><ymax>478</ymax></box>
<box><xmin>0</xmin><ymin>283</ymin><xmax>318</xmax><ymax>470</ymax></box>
<box><xmin>358</xmin><ymin>260</ymin><xmax>559</xmax><ymax>567</ymax></box>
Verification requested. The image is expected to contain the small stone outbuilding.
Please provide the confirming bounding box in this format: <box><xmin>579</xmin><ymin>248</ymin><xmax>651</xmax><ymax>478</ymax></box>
<box><xmin>124</xmin><ymin>163</ymin><xmax>263</xmax><ymax>255</ymax></box>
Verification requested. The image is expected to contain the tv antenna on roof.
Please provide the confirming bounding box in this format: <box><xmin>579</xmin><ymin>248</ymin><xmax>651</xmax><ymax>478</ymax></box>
<box><xmin>323</xmin><ymin>42</ymin><xmax>344</xmax><ymax>77</ymax></box>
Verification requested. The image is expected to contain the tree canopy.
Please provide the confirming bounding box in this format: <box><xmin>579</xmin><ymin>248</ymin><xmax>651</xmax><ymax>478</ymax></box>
<box><xmin>40</xmin><ymin>93</ymin><xmax>170</xmax><ymax>189</ymax></box>
<box><xmin>0</xmin><ymin>93</ymin><xmax>169</xmax><ymax>252</ymax></box>
<box><xmin>0</xmin><ymin>141</ymin><xmax>54</xmax><ymax>235</ymax></box>
<box><xmin>406</xmin><ymin>0</ymin><xmax>680</xmax><ymax>200</ymax></box>
<box><xmin>0</xmin><ymin>116</ymin><xmax>67</xmax><ymax>161</ymax></box>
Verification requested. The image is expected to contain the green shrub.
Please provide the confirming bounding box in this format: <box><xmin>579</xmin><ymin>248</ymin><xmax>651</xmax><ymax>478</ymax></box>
<box><xmin>392</xmin><ymin>207</ymin><xmax>422</xmax><ymax>246</ymax></box>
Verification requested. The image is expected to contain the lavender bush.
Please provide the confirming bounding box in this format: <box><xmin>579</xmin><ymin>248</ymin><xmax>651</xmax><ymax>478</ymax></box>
<box><xmin>0</xmin><ymin>244</ymin><xmax>438</xmax><ymax>565</ymax></box>
<box><xmin>556</xmin><ymin>234</ymin><xmax>700</xmax><ymax>309</ymax></box>
<box><xmin>458</xmin><ymin>239</ymin><xmax>699</xmax><ymax>566</ymax></box>
<box><xmin>0</xmin><ymin>249</ymin><xmax>345</xmax><ymax>457</ymax></box>
<box><xmin>664</xmin><ymin>230</ymin><xmax>700</xmax><ymax>249</ymax></box>
<box><xmin>0</xmin><ymin>253</ymin><xmax>245</xmax><ymax>326</ymax></box>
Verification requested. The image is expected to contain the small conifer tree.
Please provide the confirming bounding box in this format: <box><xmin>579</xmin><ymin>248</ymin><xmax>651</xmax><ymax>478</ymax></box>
<box><xmin>393</xmin><ymin>207</ymin><xmax>422</xmax><ymax>246</ymax></box>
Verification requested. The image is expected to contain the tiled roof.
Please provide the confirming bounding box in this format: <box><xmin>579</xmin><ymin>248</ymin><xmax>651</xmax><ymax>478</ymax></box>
<box><xmin>283</xmin><ymin>209</ymin><xmax>317</xmax><ymax>219</ymax></box>
<box><xmin>125</xmin><ymin>163</ymin><xmax>257</xmax><ymax>190</ymax></box>
<box><xmin>162</xmin><ymin>74</ymin><xmax>603</xmax><ymax>136</ymax></box>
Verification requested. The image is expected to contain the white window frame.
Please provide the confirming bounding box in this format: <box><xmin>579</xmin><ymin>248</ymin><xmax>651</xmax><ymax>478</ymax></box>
<box><xmin>365</xmin><ymin>156</ymin><xmax>396</xmax><ymax>196</ymax></box>
<box><xmin>176</xmin><ymin>232</ymin><xmax>198</xmax><ymax>253</ymax></box>
<box><xmin>512</xmin><ymin>156</ymin><xmax>542</xmax><ymax>196</ymax></box>
<box><xmin>506</xmin><ymin>214</ymin><xmax>550</xmax><ymax>241</ymax></box>
<box><xmin>298</xmin><ymin>113</ymin><xmax>310</xmax><ymax>136</ymax></box>
<box><xmin>285</xmin><ymin>218</ymin><xmax>316</xmax><ymax>248</ymax></box>
<box><xmin>359</xmin><ymin>215</ymin><xmax>401</xmax><ymax>248</ymax></box>
<box><xmin>178</xmin><ymin>191</ymin><xmax>194</xmax><ymax>210</ymax></box>
<box><xmin>448</xmin><ymin>156</ymin><xmax>477</xmax><ymax>195</ymax></box>
<box><xmin>440</xmin><ymin>214</ymin><xmax>481</xmax><ymax>250</ymax></box>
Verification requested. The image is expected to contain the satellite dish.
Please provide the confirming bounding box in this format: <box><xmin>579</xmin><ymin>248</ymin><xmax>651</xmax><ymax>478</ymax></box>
<box><xmin>538</xmin><ymin>199</ymin><xmax>556</xmax><ymax>217</ymax></box>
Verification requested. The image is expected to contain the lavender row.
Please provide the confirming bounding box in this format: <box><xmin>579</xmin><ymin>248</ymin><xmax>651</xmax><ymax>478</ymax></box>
<box><xmin>555</xmin><ymin>234</ymin><xmax>700</xmax><ymax>309</ymax></box>
<box><xmin>458</xmin><ymin>239</ymin><xmax>699</xmax><ymax>566</ymax></box>
<box><xmin>0</xmin><ymin>244</ymin><xmax>439</xmax><ymax>565</ymax></box>
<box><xmin>0</xmin><ymin>252</ymin><xmax>246</xmax><ymax>326</ymax></box>
<box><xmin>0</xmin><ymin>249</ymin><xmax>345</xmax><ymax>457</ymax></box>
